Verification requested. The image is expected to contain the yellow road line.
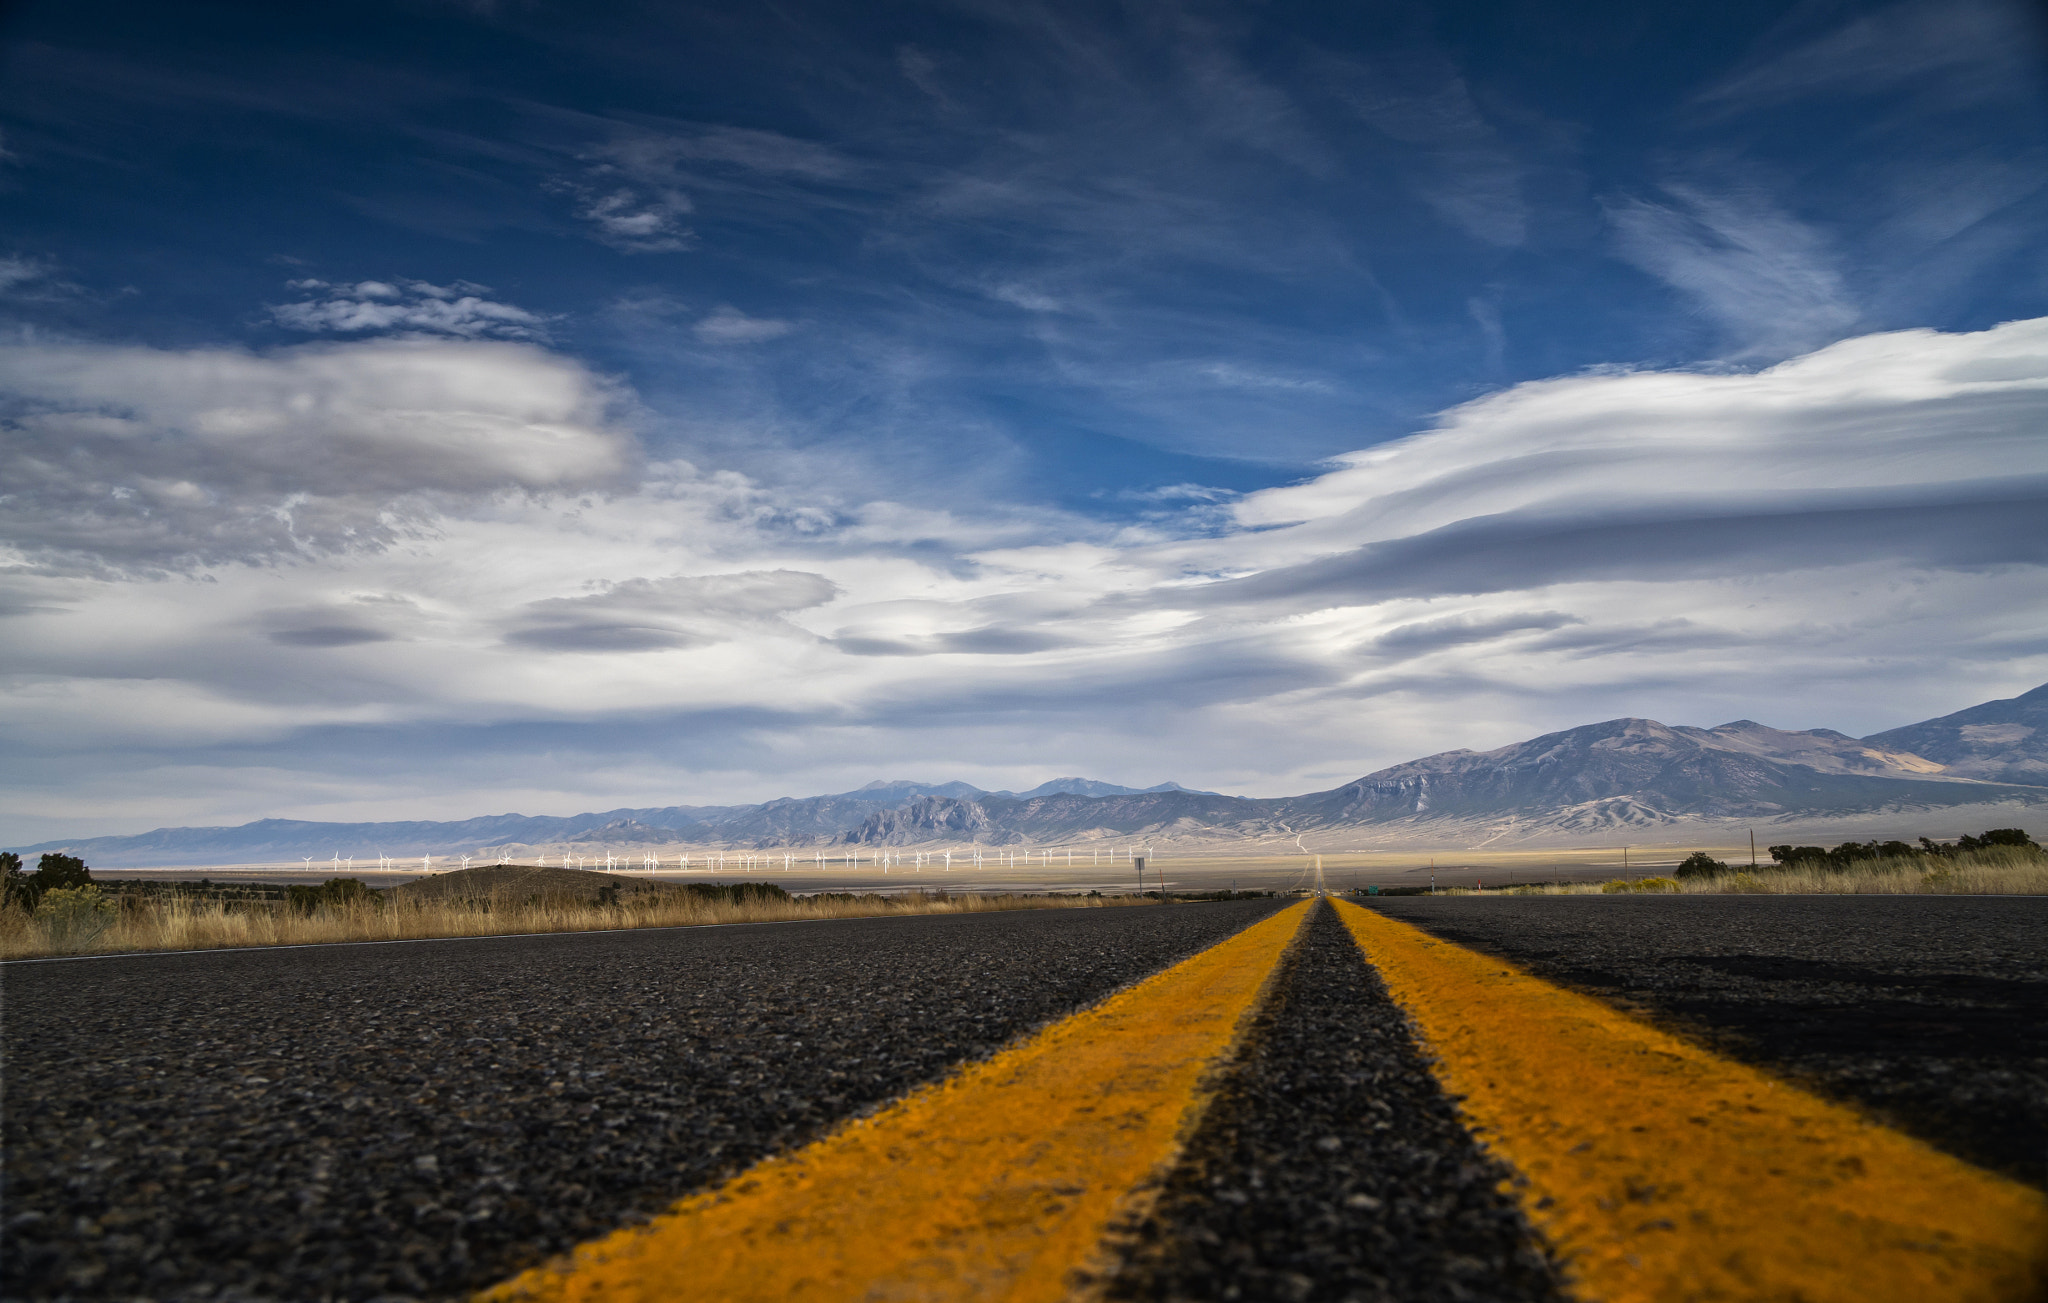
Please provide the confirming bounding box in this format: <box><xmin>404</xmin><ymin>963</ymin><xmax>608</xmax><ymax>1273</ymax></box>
<box><xmin>479</xmin><ymin>902</ymin><xmax>1311</xmax><ymax>1302</ymax></box>
<box><xmin>1332</xmin><ymin>898</ymin><xmax>2048</xmax><ymax>1303</ymax></box>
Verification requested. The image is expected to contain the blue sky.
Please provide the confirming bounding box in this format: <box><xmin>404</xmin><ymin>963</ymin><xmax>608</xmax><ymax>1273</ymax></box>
<box><xmin>2</xmin><ymin>0</ymin><xmax>2046</xmax><ymax>842</ymax></box>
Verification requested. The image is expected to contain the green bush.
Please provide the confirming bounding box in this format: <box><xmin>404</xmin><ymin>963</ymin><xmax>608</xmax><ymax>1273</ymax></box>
<box><xmin>0</xmin><ymin>851</ymin><xmax>24</xmax><ymax>912</ymax></box>
<box><xmin>286</xmin><ymin>878</ymin><xmax>380</xmax><ymax>914</ymax></box>
<box><xmin>7</xmin><ymin>852</ymin><xmax>93</xmax><ymax>914</ymax></box>
<box><xmin>1675</xmin><ymin>852</ymin><xmax>1727</xmax><ymax>880</ymax></box>
<box><xmin>685</xmin><ymin>881</ymin><xmax>792</xmax><ymax>906</ymax></box>
<box><xmin>1956</xmin><ymin>828</ymin><xmax>2039</xmax><ymax>853</ymax></box>
<box><xmin>1602</xmin><ymin>877</ymin><xmax>1680</xmax><ymax>894</ymax></box>
<box><xmin>1767</xmin><ymin>845</ymin><xmax>1829</xmax><ymax>865</ymax></box>
<box><xmin>35</xmin><ymin>884</ymin><xmax>117</xmax><ymax>950</ymax></box>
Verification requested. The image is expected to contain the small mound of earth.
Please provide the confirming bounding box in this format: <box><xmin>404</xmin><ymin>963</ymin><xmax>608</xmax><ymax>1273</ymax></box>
<box><xmin>388</xmin><ymin>864</ymin><xmax>689</xmax><ymax>904</ymax></box>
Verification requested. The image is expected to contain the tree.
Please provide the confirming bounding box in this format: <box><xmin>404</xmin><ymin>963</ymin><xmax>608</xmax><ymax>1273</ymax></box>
<box><xmin>1675</xmin><ymin>851</ymin><xmax>1727</xmax><ymax>880</ymax></box>
<box><xmin>1958</xmin><ymin>828</ymin><xmax>2040</xmax><ymax>852</ymax></box>
<box><xmin>1</xmin><ymin>851</ymin><xmax>25</xmax><ymax>911</ymax></box>
<box><xmin>1767</xmin><ymin>845</ymin><xmax>1828</xmax><ymax>865</ymax></box>
<box><xmin>33</xmin><ymin>853</ymin><xmax>91</xmax><ymax>891</ymax></box>
<box><xmin>10</xmin><ymin>853</ymin><xmax>91</xmax><ymax>914</ymax></box>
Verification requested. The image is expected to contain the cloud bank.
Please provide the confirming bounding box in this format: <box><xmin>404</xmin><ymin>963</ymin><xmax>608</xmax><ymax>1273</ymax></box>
<box><xmin>0</xmin><ymin>336</ymin><xmax>633</xmax><ymax>573</ymax></box>
<box><xmin>3</xmin><ymin>315</ymin><xmax>2045</xmax><ymax>839</ymax></box>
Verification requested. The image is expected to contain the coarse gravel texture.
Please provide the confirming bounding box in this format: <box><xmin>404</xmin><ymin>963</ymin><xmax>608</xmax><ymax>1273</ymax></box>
<box><xmin>1</xmin><ymin>898</ymin><xmax>1284</xmax><ymax>1302</ymax></box>
<box><xmin>1370</xmin><ymin>894</ymin><xmax>2048</xmax><ymax>1190</ymax></box>
<box><xmin>1107</xmin><ymin>901</ymin><xmax>1565</xmax><ymax>1303</ymax></box>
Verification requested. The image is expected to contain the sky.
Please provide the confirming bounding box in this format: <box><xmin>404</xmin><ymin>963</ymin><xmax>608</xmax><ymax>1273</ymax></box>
<box><xmin>2</xmin><ymin>0</ymin><xmax>2047</xmax><ymax>843</ymax></box>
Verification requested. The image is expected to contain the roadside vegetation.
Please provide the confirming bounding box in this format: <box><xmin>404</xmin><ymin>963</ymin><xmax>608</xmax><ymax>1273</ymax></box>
<box><xmin>0</xmin><ymin>861</ymin><xmax>1157</xmax><ymax>960</ymax></box>
<box><xmin>1470</xmin><ymin>830</ymin><xmax>2046</xmax><ymax>896</ymax></box>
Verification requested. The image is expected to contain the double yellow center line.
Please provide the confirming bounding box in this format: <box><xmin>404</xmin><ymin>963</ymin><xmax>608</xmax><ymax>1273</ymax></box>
<box><xmin>480</xmin><ymin>900</ymin><xmax>2047</xmax><ymax>1301</ymax></box>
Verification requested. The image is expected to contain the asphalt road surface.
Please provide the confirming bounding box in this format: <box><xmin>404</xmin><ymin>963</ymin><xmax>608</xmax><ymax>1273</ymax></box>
<box><xmin>2</xmin><ymin>901</ymin><xmax>1283</xmax><ymax>1301</ymax></box>
<box><xmin>1372</xmin><ymin>893</ymin><xmax>2048</xmax><ymax>1193</ymax></box>
<box><xmin>5</xmin><ymin>893</ymin><xmax>2043</xmax><ymax>1301</ymax></box>
<box><xmin>1107</xmin><ymin>904</ymin><xmax>1564</xmax><ymax>1303</ymax></box>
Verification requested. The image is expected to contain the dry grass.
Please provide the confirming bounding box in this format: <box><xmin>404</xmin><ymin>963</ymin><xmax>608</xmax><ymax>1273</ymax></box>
<box><xmin>1484</xmin><ymin>847</ymin><xmax>2048</xmax><ymax>896</ymax></box>
<box><xmin>0</xmin><ymin>883</ymin><xmax>1142</xmax><ymax>961</ymax></box>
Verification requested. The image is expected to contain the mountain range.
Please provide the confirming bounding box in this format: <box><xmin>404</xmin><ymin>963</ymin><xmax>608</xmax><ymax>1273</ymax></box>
<box><xmin>19</xmin><ymin>687</ymin><xmax>2047</xmax><ymax>866</ymax></box>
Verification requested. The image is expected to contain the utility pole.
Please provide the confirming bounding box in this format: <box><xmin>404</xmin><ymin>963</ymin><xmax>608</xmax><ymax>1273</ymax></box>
<box><xmin>1750</xmin><ymin>829</ymin><xmax>1757</xmax><ymax>868</ymax></box>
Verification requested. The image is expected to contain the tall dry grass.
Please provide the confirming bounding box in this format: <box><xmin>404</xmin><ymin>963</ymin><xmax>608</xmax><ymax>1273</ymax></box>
<box><xmin>0</xmin><ymin>887</ymin><xmax>1142</xmax><ymax>961</ymax></box>
<box><xmin>1491</xmin><ymin>847</ymin><xmax>2048</xmax><ymax>896</ymax></box>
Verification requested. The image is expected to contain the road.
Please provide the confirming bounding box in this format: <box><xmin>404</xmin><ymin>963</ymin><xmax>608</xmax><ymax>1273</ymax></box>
<box><xmin>1</xmin><ymin>902</ymin><xmax>1283</xmax><ymax>1300</ymax></box>
<box><xmin>1370</xmin><ymin>893</ymin><xmax>2048</xmax><ymax>1191</ymax></box>
<box><xmin>3</xmin><ymin>894</ymin><xmax>2044</xmax><ymax>1301</ymax></box>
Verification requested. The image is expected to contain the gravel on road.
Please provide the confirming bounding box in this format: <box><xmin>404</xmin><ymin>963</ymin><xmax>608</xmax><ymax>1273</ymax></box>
<box><xmin>1369</xmin><ymin>894</ymin><xmax>2048</xmax><ymax>1191</ymax></box>
<box><xmin>2</xmin><ymin>899</ymin><xmax>1283</xmax><ymax>1302</ymax></box>
<box><xmin>1109</xmin><ymin>901</ymin><xmax>1564</xmax><ymax>1303</ymax></box>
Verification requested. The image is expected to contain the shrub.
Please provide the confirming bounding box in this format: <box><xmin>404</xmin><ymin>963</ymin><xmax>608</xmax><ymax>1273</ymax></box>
<box><xmin>10</xmin><ymin>852</ymin><xmax>92</xmax><ymax>914</ymax></box>
<box><xmin>35</xmin><ymin>884</ymin><xmax>117</xmax><ymax>951</ymax></box>
<box><xmin>1599</xmin><ymin>879</ymin><xmax>1635</xmax><ymax>893</ymax></box>
<box><xmin>1634</xmin><ymin>876</ymin><xmax>1680</xmax><ymax>893</ymax></box>
<box><xmin>685</xmin><ymin>882</ymin><xmax>792</xmax><ymax>906</ymax></box>
<box><xmin>1767</xmin><ymin>845</ymin><xmax>1828</xmax><ymax>865</ymax></box>
<box><xmin>1957</xmin><ymin>828</ymin><xmax>2039</xmax><ymax>853</ymax></box>
<box><xmin>0</xmin><ymin>851</ymin><xmax>24</xmax><ymax>911</ymax></box>
<box><xmin>1675</xmin><ymin>852</ymin><xmax>1727</xmax><ymax>880</ymax></box>
<box><xmin>286</xmin><ymin>878</ymin><xmax>380</xmax><ymax>914</ymax></box>
<box><xmin>1828</xmin><ymin>839</ymin><xmax>1919</xmax><ymax>865</ymax></box>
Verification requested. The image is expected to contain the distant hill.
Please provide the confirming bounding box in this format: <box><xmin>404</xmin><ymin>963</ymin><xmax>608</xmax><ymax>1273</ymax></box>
<box><xmin>1861</xmin><ymin>683</ymin><xmax>2048</xmax><ymax>786</ymax></box>
<box><xmin>1265</xmin><ymin>715</ymin><xmax>2037</xmax><ymax>839</ymax></box>
<box><xmin>13</xmin><ymin>775</ymin><xmax>1222</xmax><ymax>865</ymax></box>
<box><xmin>16</xmin><ymin>689</ymin><xmax>2046</xmax><ymax>865</ymax></box>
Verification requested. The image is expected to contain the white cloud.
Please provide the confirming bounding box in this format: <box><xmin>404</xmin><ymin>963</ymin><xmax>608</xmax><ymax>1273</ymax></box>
<box><xmin>556</xmin><ymin>122</ymin><xmax>853</xmax><ymax>254</ymax></box>
<box><xmin>1606</xmin><ymin>182</ymin><xmax>1857</xmax><ymax>358</ymax></box>
<box><xmin>0</xmin><ymin>253</ymin><xmax>80</xmax><ymax>301</ymax></box>
<box><xmin>504</xmin><ymin>571</ymin><xmax>837</xmax><ymax>651</ymax></box>
<box><xmin>270</xmin><ymin>279</ymin><xmax>552</xmax><ymax>339</ymax></box>
<box><xmin>0</xmin><ymin>335</ymin><xmax>634</xmax><ymax>572</ymax></box>
<box><xmin>574</xmin><ymin>188</ymin><xmax>695</xmax><ymax>253</ymax></box>
<box><xmin>1699</xmin><ymin>0</ymin><xmax>2042</xmax><ymax>114</ymax></box>
<box><xmin>3</xmin><ymin>317</ymin><xmax>2046</xmax><ymax>837</ymax></box>
<box><xmin>0</xmin><ymin>255</ymin><xmax>49</xmax><ymax>294</ymax></box>
<box><xmin>694</xmin><ymin>305</ymin><xmax>795</xmax><ymax>344</ymax></box>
